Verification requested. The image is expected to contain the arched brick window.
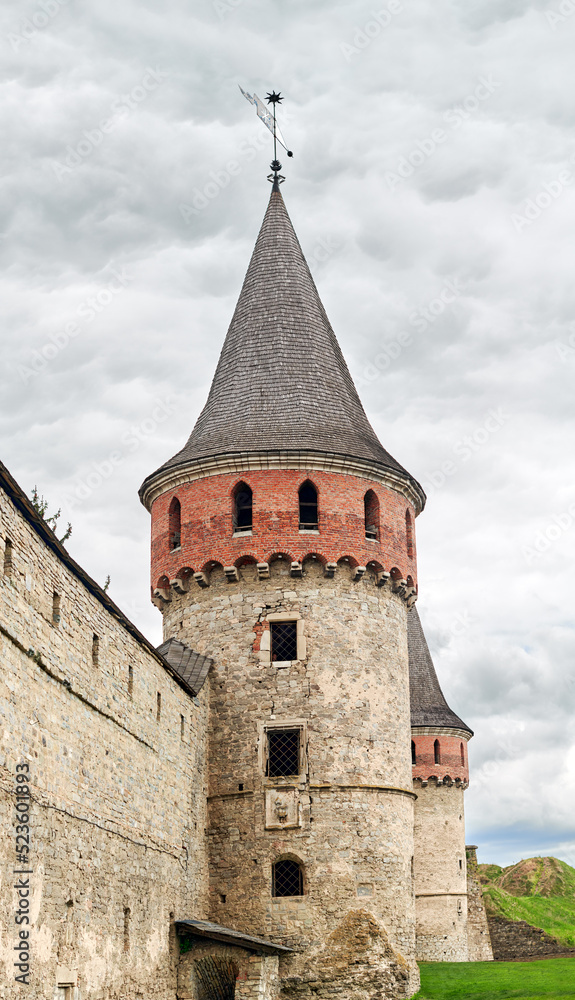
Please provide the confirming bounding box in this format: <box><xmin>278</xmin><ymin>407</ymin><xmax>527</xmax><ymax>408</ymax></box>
<box><xmin>406</xmin><ymin>509</ymin><xmax>414</xmax><ymax>558</ymax></box>
<box><xmin>460</xmin><ymin>742</ymin><xmax>465</xmax><ymax>765</ymax></box>
<box><xmin>411</xmin><ymin>740</ymin><xmax>416</xmax><ymax>765</ymax></box>
<box><xmin>272</xmin><ymin>858</ymin><xmax>304</xmax><ymax>897</ymax></box>
<box><xmin>364</xmin><ymin>490</ymin><xmax>379</xmax><ymax>540</ymax></box>
<box><xmin>233</xmin><ymin>482</ymin><xmax>252</xmax><ymax>532</ymax></box>
<box><xmin>169</xmin><ymin>497</ymin><xmax>181</xmax><ymax>550</ymax></box>
<box><xmin>299</xmin><ymin>481</ymin><xmax>318</xmax><ymax>529</ymax></box>
<box><xmin>434</xmin><ymin>739</ymin><xmax>441</xmax><ymax>765</ymax></box>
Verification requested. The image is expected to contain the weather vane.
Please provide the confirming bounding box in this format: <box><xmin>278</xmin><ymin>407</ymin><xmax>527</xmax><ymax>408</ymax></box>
<box><xmin>239</xmin><ymin>86</ymin><xmax>293</xmax><ymax>187</ymax></box>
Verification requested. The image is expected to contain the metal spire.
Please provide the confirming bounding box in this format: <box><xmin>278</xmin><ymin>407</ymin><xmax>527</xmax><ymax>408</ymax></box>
<box><xmin>239</xmin><ymin>85</ymin><xmax>293</xmax><ymax>187</ymax></box>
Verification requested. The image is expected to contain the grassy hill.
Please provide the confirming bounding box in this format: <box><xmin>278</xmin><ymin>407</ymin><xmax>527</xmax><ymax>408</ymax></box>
<box><xmin>478</xmin><ymin>857</ymin><xmax>575</xmax><ymax>948</ymax></box>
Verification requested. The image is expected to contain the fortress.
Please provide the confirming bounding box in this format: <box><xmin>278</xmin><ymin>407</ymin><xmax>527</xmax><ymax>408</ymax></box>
<box><xmin>0</xmin><ymin>171</ymin><xmax>492</xmax><ymax>999</ymax></box>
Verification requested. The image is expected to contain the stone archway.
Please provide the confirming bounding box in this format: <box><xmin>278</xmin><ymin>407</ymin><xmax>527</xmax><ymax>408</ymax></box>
<box><xmin>194</xmin><ymin>955</ymin><xmax>238</xmax><ymax>1000</ymax></box>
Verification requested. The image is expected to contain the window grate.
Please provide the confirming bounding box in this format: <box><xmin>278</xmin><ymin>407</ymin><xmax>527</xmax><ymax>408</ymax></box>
<box><xmin>272</xmin><ymin>859</ymin><xmax>303</xmax><ymax>897</ymax></box>
<box><xmin>270</xmin><ymin>621</ymin><xmax>297</xmax><ymax>661</ymax></box>
<box><xmin>267</xmin><ymin>729</ymin><xmax>300</xmax><ymax>777</ymax></box>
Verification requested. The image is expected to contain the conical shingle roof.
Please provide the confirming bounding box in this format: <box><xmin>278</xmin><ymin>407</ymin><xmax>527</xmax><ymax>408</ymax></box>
<box><xmin>408</xmin><ymin>606</ymin><xmax>472</xmax><ymax>734</ymax></box>
<box><xmin>141</xmin><ymin>186</ymin><xmax>424</xmax><ymax>505</ymax></box>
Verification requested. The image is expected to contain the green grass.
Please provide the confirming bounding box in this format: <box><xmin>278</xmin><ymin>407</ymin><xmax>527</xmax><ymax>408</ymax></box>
<box><xmin>483</xmin><ymin>886</ymin><xmax>575</xmax><ymax>948</ymax></box>
<box><xmin>413</xmin><ymin>957</ymin><xmax>575</xmax><ymax>1000</ymax></box>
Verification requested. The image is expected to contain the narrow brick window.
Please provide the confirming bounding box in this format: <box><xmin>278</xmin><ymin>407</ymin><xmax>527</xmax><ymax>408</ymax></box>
<box><xmin>180</xmin><ymin>715</ymin><xmax>185</xmax><ymax>740</ymax></box>
<box><xmin>3</xmin><ymin>538</ymin><xmax>12</xmax><ymax>576</ymax></box>
<box><xmin>267</xmin><ymin>729</ymin><xmax>300</xmax><ymax>777</ymax></box>
<box><xmin>406</xmin><ymin>510</ymin><xmax>414</xmax><ymax>558</ymax></box>
<box><xmin>92</xmin><ymin>634</ymin><xmax>99</xmax><ymax>667</ymax></box>
<box><xmin>52</xmin><ymin>591</ymin><xmax>61</xmax><ymax>625</ymax></box>
<box><xmin>411</xmin><ymin>740</ymin><xmax>416</xmax><ymax>765</ymax></box>
<box><xmin>364</xmin><ymin>490</ymin><xmax>379</xmax><ymax>540</ymax></box>
<box><xmin>270</xmin><ymin>620</ymin><xmax>297</xmax><ymax>661</ymax></box>
<box><xmin>123</xmin><ymin>907</ymin><xmax>130</xmax><ymax>952</ymax></box>
<box><xmin>156</xmin><ymin>692</ymin><xmax>161</xmax><ymax>722</ymax></box>
<box><xmin>128</xmin><ymin>664</ymin><xmax>133</xmax><ymax>698</ymax></box>
<box><xmin>434</xmin><ymin>739</ymin><xmax>441</xmax><ymax>765</ymax></box>
<box><xmin>169</xmin><ymin>497</ymin><xmax>181</xmax><ymax>550</ymax></box>
<box><xmin>460</xmin><ymin>742</ymin><xmax>465</xmax><ymax>765</ymax></box>
<box><xmin>459</xmin><ymin>859</ymin><xmax>463</xmax><ymax>870</ymax></box>
<box><xmin>298</xmin><ymin>481</ymin><xmax>318</xmax><ymax>529</ymax></box>
<box><xmin>233</xmin><ymin>481</ymin><xmax>252</xmax><ymax>532</ymax></box>
<box><xmin>272</xmin><ymin>859</ymin><xmax>303</xmax><ymax>897</ymax></box>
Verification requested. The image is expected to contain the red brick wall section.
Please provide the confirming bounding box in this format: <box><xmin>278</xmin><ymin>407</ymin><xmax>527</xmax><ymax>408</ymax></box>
<box><xmin>150</xmin><ymin>469</ymin><xmax>418</xmax><ymax>590</ymax></box>
<box><xmin>412</xmin><ymin>734</ymin><xmax>469</xmax><ymax>783</ymax></box>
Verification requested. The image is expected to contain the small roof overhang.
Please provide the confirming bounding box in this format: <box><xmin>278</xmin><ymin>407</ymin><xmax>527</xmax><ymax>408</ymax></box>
<box><xmin>176</xmin><ymin>919</ymin><xmax>292</xmax><ymax>954</ymax></box>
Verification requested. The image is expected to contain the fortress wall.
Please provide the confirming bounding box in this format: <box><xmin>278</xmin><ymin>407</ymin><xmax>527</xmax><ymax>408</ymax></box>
<box><xmin>163</xmin><ymin>555</ymin><xmax>420</xmax><ymax>997</ymax></box>
<box><xmin>413</xmin><ymin>782</ymin><xmax>468</xmax><ymax>961</ymax></box>
<box><xmin>0</xmin><ymin>482</ymin><xmax>208</xmax><ymax>1000</ymax></box>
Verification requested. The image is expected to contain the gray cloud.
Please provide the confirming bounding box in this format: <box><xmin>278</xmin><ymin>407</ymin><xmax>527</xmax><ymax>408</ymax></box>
<box><xmin>1</xmin><ymin>0</ymin><xmax>574</xmax><ymax>867</ymax></box>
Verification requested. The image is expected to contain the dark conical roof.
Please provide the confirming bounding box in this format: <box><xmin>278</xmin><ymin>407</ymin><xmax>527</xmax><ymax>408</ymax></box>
<box><xmin>408</xmin><ymin>606</ymin><xmax>472</xmax><ymax>734</ymax></box>
<box><xmin>141</xmin><ymin>186</ymin><xmax>424</xmax><ymax>501</ymax></box>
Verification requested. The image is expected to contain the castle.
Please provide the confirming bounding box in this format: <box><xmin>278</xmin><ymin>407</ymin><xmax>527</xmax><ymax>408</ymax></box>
<box><xmin>0</xmin><ymin>169</ymin><xmax>492</xmax><ymax>1000</ymax></box>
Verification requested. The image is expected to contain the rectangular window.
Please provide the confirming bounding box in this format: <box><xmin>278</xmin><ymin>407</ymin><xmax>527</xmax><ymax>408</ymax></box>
<box><xmin>267</xmin><ymin>729</ymin><xmax>300</xmax><ymax>777</ymax></box>
<box><xmin>52</xmin><ymin>591</ymin><xmax>61</xmax><ymax>625</ymax></box>
<box><xmin>128</xmin><ymin>664</ymin><xmax>133</xmax><ymax>699</ymax></box>
<box><xmin>180</xmin><ymin>715</ymin><xmax>185</xmax><ymax>740</ymax></box>
<box><xmin>270</xmin><ymin>621</ymin><xmax>297</xmax><ymax>661</ymax></box>
<box><xmin>3</xmin><ymin>538</ymin><xmax>12</xmax><ymax>576</ymax></box>
<box><xmin>156</xmin><ymin>692</ymin><xmax>161</xmax><ymax>722</ymax></box>
<box><xmin>92</xmin><ymin>634</ymin><xmax>99</xmax><ymax>667</ymax></box>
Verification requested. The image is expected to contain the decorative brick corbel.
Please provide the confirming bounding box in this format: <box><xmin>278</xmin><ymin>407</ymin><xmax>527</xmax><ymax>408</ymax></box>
<box><xmin>170</xmin><ymin>577</ymin><xmax>189</xmax><ymax>595</ymax></box>
<box><xmin>193</xmin><ymin>572</ymin><xmax>209</xmax><ymax>589</ymax></box>
<box><xmin>324</xmin><ymin>562</ymin><xmax>337</xmax><ymax>578</ymax></box>
<box><xmin>392</xmin><ymin>578</ymin><xmax>408</xmax><ymax>596</ymax></box>
<box><xmin>406</xmin><ymin>587</ymin><xmax>418</xmax><ymax>607</ymax></box>
<box><xmin>257</xmin><ymin>562</ymin><xmax>270</xmax><ymax>579</ymax></box>
<box><xmin>376</xmin><ymin>571</ymin><xmax>390</xmax><ymax>588</ymax></box>
<box><xmin>224</xmin><ymin>566</ymin><xmax>239</xmax><ymax>583</ymax></box>
<box><xmin>290</xmin><ymin>561</ymin><xmax>303</xmax><ymax>577</ymax></box>
<box><xmin>153</xmin><ymin>587</ymin><xmax>171</xmax><ymax>604</ymax></box>
<box><xmin>352</xmin><ymin>565</ymin><xmax>366</xmax><ymax>582</ymax></box>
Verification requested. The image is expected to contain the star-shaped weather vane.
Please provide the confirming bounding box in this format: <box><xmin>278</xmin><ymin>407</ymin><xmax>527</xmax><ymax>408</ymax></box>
<box><xmin>239</xmin><ymin>85</ymin><xmax>293</xmax><ymax>186</ymax></box>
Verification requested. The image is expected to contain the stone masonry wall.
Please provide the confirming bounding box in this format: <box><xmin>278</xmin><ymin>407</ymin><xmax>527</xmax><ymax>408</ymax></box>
<box><xmin>0</xmin><ymin>483</ymin><xmax>209</xmax><ymax>1000</ymax></box>
<box><xmin>150</xmin><ymin>470</ymin><xmax>417</xmax><ymax>590</ymax></box>
<box><xmin>465</xmin><ymin>848</ymin><xmax>493</xmax><ymax>961</ymax></box>
<box><xmin>162</xmin><ymin>555</ymin><xmax>420</xmax><ymax>997</ymax></box>
<box><xmin>413</xmin><ymin>782</ymin><xmax>468</xmax><ymax>961</ymax></box>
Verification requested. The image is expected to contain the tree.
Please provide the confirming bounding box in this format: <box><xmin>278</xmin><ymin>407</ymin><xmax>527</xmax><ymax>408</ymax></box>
<box><xmin>30</xmin><ymin>486</ymin><xmax>72</xmax><ymax>544</ymax></box>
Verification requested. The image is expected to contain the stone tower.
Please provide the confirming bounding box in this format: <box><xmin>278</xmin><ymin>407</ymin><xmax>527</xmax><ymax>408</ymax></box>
<box><xmin>140</xmin><ymin>181</ymin><xmax>426</xmax><ymax>996</ymax></box>
<box><xmin>408</xmin><ymin>606</ymin><xmax>473</xmax><ymax>961</ymax></box>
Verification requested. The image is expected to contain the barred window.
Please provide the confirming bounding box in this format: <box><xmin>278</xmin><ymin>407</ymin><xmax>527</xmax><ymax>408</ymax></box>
<box><xmin>364</xmin><ymin>490</ymin><xmax>379</xmax><ymax>540</ymax></box>
<box><xmin>267</xmin><ymin>729</ymin><xmax>300</xmax><ymax>777</ymax></box>
<box><xmin>270</xmin><ymin>620</ymin><xmax>297</xmax><ymax>661</ymax></box>
<box><xmin>434</xmin><ymin>739</ymin><xmax>441</xmax><ymax>764</ymax></box>
<box><xmin>272</xmin><ymin>859</ymin><xmax>304</xmax><ymax>897</ymax></box>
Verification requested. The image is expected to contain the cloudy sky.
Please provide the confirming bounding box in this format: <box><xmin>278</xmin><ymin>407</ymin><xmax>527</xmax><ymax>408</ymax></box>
<box><xmin>1</xmin><ymin>0</ymin><xmax>574</xmax><ymax>869</ymax></box>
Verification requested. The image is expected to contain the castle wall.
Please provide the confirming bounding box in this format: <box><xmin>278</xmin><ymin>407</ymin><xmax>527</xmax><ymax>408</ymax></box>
<box><xmin>465</xmin><ymin>847</ymin><xmax>494</xmax><ymax>961</ymax></box>
<box><xmin>149</xmin><ymin>469</ymin><xmax>417</xmax><ymax>589</ymax></box>
<box><xmin>412</xmin><ymin>782</ymin><xmax>468</xmax><ymax>962</ymax></box>
<box><xmin>162</xmin><ymin>555</ymin><xmax>419</xmax><ymax>995</ymax></box>
<box><xmin>0</xmin><ymin>483</ymin><xmax>209</xmax><ymax>999</ymax></box>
